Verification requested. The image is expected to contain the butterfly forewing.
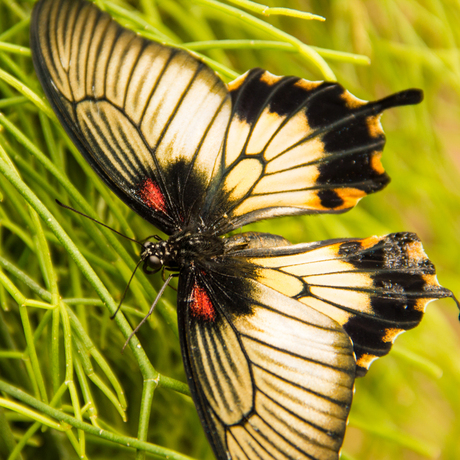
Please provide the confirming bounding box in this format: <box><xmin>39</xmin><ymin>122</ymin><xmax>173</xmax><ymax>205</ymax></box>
<box><xmin>31</xmin><ymin>0</ymin><xmax>231</xmax><ymax>235</ymax></box>
<box><xmin>201</xmin><ymin>69</ymin><xmax>423</xmax><ymax>234</ymax></box>
<box><xmin>178</xmin><ymin>265</ymin><xmax>355</xmax><ymax>460</ymax></box>
<box><xmin>32</xmin><ymin>0</ymin><xmax>423</xmax><ymax>237</ymax></box>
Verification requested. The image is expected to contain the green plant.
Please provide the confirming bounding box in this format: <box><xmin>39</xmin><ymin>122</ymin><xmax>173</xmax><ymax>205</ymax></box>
<box><xmin>0</xmin><ymin>1</ymin><xmax>459</xmax><ymax>459</ymax></box>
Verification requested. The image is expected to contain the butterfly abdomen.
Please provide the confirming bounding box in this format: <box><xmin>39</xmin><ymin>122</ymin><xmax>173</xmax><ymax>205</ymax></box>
<box><xmin>224</xmin><ymin>232</ymin><xmax>292</xmax><ymax>252</ymax></box>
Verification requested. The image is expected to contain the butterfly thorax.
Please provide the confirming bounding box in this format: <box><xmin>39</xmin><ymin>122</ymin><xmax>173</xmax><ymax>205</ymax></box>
<box><xmin>141</xmin><ymin>231</ymin><xmax>225</xmax><ymax>273</ymax></box>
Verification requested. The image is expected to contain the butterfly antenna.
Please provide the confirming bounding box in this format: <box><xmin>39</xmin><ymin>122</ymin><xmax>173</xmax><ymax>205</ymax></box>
<box><xmin>110</xmin><ymin>258</ymin><xmax>144</xmax><ymax>320</ymax></box>
<box><xmin>139</xmin><ymin>234</ymin><xmax>162</xmax><ymax>244</ymax></box>
<box><xmin>122</xmin><ymin>274</ymin><xmax>174</xmax><ymax>352</ymax></box>
<box><xmin>55</xmin><ymin>199</ymin><xmax>142</xmax><ymax>245</ymax></box>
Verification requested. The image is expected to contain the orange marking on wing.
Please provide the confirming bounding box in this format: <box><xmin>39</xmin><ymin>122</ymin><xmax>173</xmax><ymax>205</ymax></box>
<box><xmin>293</xmin><ymin>79</ymin><xmax>321</xmax><ymax>91</ymax></box>
<box><xmin>367</xmin><ymin>115</ymin><xmax>383</xmax><ymax>138</ymax></box>
<box><xmin>191</xmin><ymin>283</ymin><xmax>216</xmax><ymax>321</ymax></box>
<box><xmin>360</xmin><ymin>235</ymin><xmax>382</xmax><ymax>250</ymax></box>
<box><xmin>370</xmin><ymin>152</ymin><xmax>385</xmax><ymax>174</ymax></box>
<box><xmin>407</xmin><ymin>241</ymin><xmax>427</xmax><ymax>262</ymax></box>
<box><xmin>138</xmin><ymin>178</ymin><xmax>166</xmax><ymax>213</ymax></box>
<box><xmin>334</xmin><ymin>187</ymin><xmax>367</xmax><ymax>208</ymax></box>
<box><xmin>356</xmin><ymin>353</ymin><xmax>377</xmax><ymax>369</ymax></box>
<box><xmin>260</xmin><ymin>71</ymin><xmax>283</xmax><ymax>86</ymax></box>
<box><xmin>340</xmin><ymin>90</ymin><xmax>366</xmax><ymax>109</ymax></box>
<box><xmin>382</xmin><ymin>328</ymin><xmax>404</xmax><ymax>343</ymax></box>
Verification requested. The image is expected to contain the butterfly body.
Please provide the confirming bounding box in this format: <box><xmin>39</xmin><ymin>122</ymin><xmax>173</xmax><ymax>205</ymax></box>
<box><xmin>141</xmin><ymin>231</ymin><xmax>225</xmax><ymax>274</ymax></box>
<box><xmin>30</xmin><ymin>0</ymin><xmax>458</xmax><ymax>459</ymax></box>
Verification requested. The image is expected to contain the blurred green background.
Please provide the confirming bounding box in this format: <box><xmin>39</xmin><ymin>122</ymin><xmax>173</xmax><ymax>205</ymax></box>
<box><xmin>0</xmin><ymin>0</ymin><xmax>459</xmax><ymax>459</ymax></box>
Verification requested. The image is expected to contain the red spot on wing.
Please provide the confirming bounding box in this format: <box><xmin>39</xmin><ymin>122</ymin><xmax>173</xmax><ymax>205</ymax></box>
<box><xmin>138</xmin><ymin>178</ymin><xmax>167</xmax><ymax>213</ymax></box>
<box><xmin>190</xmin><ymin>282</ymin><xmax>216</xmax><ymax>321</ymax></box>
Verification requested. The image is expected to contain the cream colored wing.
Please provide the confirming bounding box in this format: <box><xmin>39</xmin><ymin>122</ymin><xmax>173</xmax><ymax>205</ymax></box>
<box><xmin>31</xmin><ymin>0</ymin><xmax>423</xmax><ymax>236</ymax></box>
<box><xmin>226</xmin><ymin>231</ymin><xmax>455</xmax><ymax>376</ymax></box>
<box><xmin>177</xmin><ymin>231</ymin><xmax>455</xmax><ymax>459</ymax></box>
<box><xmin>31</xmin><ymin>0</ymin><xmax>231</xmax><ymax>234</ymax></box>
<box><xmin>178</xmin><ymin>260</ymin><xmax>355</xmax><ymax>460</ymax></box>
<box><xmin>202</xmin><ymin>69</ymin><xmax>423</xmax><ymax>234</ymax></box>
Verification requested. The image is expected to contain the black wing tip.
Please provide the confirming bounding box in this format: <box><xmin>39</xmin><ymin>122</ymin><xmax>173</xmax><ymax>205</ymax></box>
<box><xmin>354</xmin><ymin>172</ymin><xmax>391</xmax><ymax>196</ymax></box>
<box><xmin>374</xmin><ymin>88</ymin><xmax>424</xmax><ymax>112</ymax></box>
<box><xmin>372</xmin><ymin>172</ymin><xmax>391</xmax><ymax>192</ymax></box>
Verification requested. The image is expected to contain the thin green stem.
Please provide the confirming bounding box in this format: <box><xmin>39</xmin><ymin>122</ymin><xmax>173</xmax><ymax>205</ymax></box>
<box><xmin>0</xmin><ymin>69</ymin><xmax>55</xmax><ymax>119</ymax></box>
<box><xmin>184</xmin><ymin>39</ymin><xmax>370</xmax><ymax>65</ymax></box>
<box><xmin>0</xmin><ymin>96</ymin><xmax>28</xmax><ymax>108</ymax></box>
<box><xmin>0</xmin><ymin>380</ymin><xmax>197</xmax><ymax>460</ymax></box>
<box><xmin>18</xmin><ymin>303</ymin><xmax>48</xmax><ymax>403</ymax></box>
<box><xmin>0</xmin><ymin>407</ymin><xmax>22</xmax><ymax>460</ymax></box>
<box><xmin>0</xmin><ymin>399</ymin><xmax>67</xmax><ymax>431</ymax></box>
<box><xmin>0</xmin><ymin>152</ymin><xmax>159</xmax><ymax>383</ymax></box>
<box><xmin>0</xmin><ymin>270</ymin><xmax>26</xmax><ymax>306</ymax></box>
<box><xmin>2</xmin><ymin>0</ymin><xmax>27</xmax><ymax>20</ymax></box>
<box><xmin>135</xmin><ymin>378</ymin><xmax>157</xmax><ymax>460</ymax></box>
<box><xmin>73</xmin><ymin>336</ymin><xmax>127</xmax><ymax>421</ymax></box>
<box><xmin>193</xmin><ymin>0</ymin><xmax>335</xmax><ymax>79</ymax></box>
<box><xmin>103</xmin><ymin>0</ymin><xmax>179</xmax><ymax>43</ymax></box>
<box><xmin>0</xmin><ymin>17</ymin><xmax>30</xmax><ymax>42</ymax></box>
<box><xmin>51</xmin><ymin>307</ymin><xmax>61</xmax><ymax>394</ymax></box>
<box><xmin>73</xmin><ymin>353</ymin><xmax>100</xmax><ymax>427</ymax></box>
<box><xmin>0</xmin><ymin>42</ymin><xmax>31</xmax><ymax>56</ymax></box>
<box><xmin>225</xmin><ymin>0</ymin><xmax>325</xmax><ymax>21</ymax></box>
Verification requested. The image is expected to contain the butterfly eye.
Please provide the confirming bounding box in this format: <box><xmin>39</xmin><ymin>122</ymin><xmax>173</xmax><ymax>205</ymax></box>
<box><xmin>142</xmin><ymin>254</ymin><xmax>162</xmax><ymax>275</ymax></box>
<box><xmin>148</xmin><ymin>255</ymin><xmax>162</xmax><ymax>269</ymax></box>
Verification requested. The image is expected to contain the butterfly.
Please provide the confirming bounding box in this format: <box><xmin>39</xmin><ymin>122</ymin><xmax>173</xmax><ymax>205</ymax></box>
<box><xmin>30</xmin><ymin>0</ymin><xmax>457</xmax><ymax>458</ymax></box>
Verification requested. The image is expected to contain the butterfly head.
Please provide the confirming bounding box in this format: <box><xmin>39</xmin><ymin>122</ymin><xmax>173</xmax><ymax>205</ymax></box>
<box><xmin>141</xmin><ymin>239</ymin><xmax>175</xmax><ymax>274</ymax></box>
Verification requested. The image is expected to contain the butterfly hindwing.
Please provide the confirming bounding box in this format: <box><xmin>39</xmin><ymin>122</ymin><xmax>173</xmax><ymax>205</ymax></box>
<box><xmin>177</xmin><ymin>231</ymin><xmax>452</xmax><ymax>459</ymax></box>
<box><xmin>201</xmin><ymin>69</ymin><xmax>423</xmax><ymax>234</ymax></box>
<box><xmin>228</xmin><ymin>231</ymin><xmax>451</xmax><ymax>376</ymax></box>
<box><xmin>178</xmin><ymin>261</ymin><xmax>355</xmax><ymax>460</ymax></box>
<box><xmin>31</xmin><ymin>0</ymin><xmax>231</xmax><ymax>235</ymax></box>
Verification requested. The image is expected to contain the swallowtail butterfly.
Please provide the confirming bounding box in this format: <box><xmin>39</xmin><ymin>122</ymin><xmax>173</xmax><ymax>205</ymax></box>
<box><xmin>31</xmin><ymin>0</ymin><xmax>457</xmax><ymax>458</ymax></box>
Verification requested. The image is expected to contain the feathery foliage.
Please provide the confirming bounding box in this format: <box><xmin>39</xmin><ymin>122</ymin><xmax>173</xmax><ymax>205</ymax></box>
<box><xmin>0</xmin><ymin>1</ymin><xmax>459</xmax><ymax>459</ymax></box>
